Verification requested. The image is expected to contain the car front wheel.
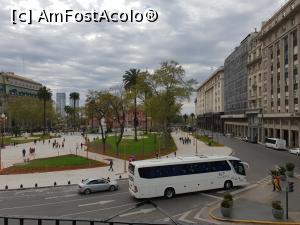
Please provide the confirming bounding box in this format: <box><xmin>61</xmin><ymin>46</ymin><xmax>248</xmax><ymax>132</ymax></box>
<box><xmin>84</xmin><ymin>189</ymin><xmax>91</xmax><ymax>195</ymax></box>
<box><xmin>109</xmin><ymin>185</ymin><xmax>116</xmax><ymax>191</ymax></box>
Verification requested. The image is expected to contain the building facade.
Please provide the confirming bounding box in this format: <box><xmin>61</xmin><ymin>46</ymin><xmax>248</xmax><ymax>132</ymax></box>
<box><xmin>246</xmin><ymin>31</ymin><xmax>264</xmax><ymax>143</ymax></box>
<box><xmin>0</xmin><ymin>72</ymin><xmax>42</xmax><ymax>113</ymax></box>
<box><xmin>260</xmin><ymin>0</ymin><xmax>300</xmax><ymax>147</ymax></box>
<box><xmin>56</xmin><ymin>93</ymin><xmax>66</xmax><ymax>118</ymax></box>
<box><xmin>195</xmin><ymin>67</ymin><xmax>224</xmax><ymax>132</ymax></box>
<box><xmin>222</xmin><ymin>33</ymin><xmax>255</xmax><ymax>137</ymax></box>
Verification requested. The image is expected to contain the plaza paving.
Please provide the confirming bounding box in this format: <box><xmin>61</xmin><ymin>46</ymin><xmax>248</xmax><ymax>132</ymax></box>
<box><xmin>0</xmin><ymin>131</ymin><xmax>232</xmax><ymax>190</ymax></box>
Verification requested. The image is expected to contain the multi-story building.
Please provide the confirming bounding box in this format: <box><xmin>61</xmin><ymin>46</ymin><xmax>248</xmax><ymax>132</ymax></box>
<box><xmin>246</xmin><ymin>31</ymin><xmax>264</xmax><ymax>143</ymax></box>
<box><xmin>260</xmin><ymin>0</ymin><xmax>300</xmax><ymax>147</ymax></box>
<box><xmin>0</xmin><ymin>72</ymin><xmax>42</xmax><ymax>113</ymax></box>
<box><xmin>222</xmin><ymin>33</ymin><xmax>255</xmax><ymax>137</ymax></box>
<box><xmin>56</xmin><ymin>93</ymin><xmax>66</xmax><ymax>118</ymax></box>
<box><xmin>195</xmin><ymin>67</ymin><xmax>224</xmax><ymax>132</ymax></box>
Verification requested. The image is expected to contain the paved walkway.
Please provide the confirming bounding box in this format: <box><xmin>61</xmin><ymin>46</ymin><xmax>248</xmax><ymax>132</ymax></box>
<box><xmin>0</xmin><ymin>131</ymin><xmax>232</xmax><ymax>190</ymax></box>
<box><xmin>210</xmin><ymin>175</ymin><xmax>300</xmax><ymax>224</ymax></box>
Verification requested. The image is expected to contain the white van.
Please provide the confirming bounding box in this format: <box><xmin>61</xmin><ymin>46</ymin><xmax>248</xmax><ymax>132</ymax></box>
<box><xmin>265</xmin><ymin>138</ymin><xmax>286</xmax><ymax>150</ymax></box>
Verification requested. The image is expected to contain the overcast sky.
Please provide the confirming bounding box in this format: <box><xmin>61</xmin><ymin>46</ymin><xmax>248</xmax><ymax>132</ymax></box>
<box><xmin>0</xmin><ymin>0</ymin><xmax>287</xmax><ymax>114</ymax></box>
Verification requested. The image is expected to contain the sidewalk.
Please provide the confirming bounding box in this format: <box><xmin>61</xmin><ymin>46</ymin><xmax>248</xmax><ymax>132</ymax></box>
<box><xmin>0</xmin><ymin>131</ymin><xmax>232</xmax><ymax>190</ymax></box>
<box><xmin>210</xmin><ymin>175</ymin><xmax>300</xmax><ymax>224</ymax></box>
<box><xmin>170</xmin><ymin>131</ymin><xmax>232</xmax><ymax>157</ymax></box>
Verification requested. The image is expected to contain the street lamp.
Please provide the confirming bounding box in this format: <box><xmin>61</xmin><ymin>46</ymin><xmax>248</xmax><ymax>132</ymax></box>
<box><xmin>0</xmin><ymin>113</ymin><xmax>7</xmax><ymax>170</ymax></box>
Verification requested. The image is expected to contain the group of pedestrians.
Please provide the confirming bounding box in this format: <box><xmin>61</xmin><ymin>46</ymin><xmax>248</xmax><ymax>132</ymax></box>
<box><xmin>52</xmin><ymin>139</ymin><xmax>65</xmax><ymax>149</ymax></box>
<box><xmin>179</xmin><ymin>136</ymin><xmax>192</xmax><ymax>145</ymax></box>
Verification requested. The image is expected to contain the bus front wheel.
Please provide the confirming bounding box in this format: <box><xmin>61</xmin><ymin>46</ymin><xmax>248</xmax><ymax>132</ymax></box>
<box><xmin>224</xmin><ymin>180</ymin><xmax>233</xmax><ymax>190</ymax></box>
<box><xmin>164</xmin><ymin>188</ymin><xmax>175</xmax><ymax>199</ymax></box>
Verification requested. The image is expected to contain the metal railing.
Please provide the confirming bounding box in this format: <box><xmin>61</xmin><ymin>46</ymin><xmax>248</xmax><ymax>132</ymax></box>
<box><xmin>0</xmin><ymin>200</ymin><xmax>183</xmax><ymax>225</ymax></box>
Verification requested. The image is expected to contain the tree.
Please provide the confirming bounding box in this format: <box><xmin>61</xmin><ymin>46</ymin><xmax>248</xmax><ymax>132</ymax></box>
<box><xmin>108</xmin><ymin>87</ymin><xmax>128</xmax><ymax>154</ymax></box>
<box><xmin>64</xmin><ymin>105</ymin><xmax>74</xmax><ymax>128</ymax></box>
<box><xmin>85</xmin><ymin>90</ymin><xmax>97</xmax><ymax>129</ymax></box>
<box><xmin>70</xmin><ymin>92</ymin><xmax>80</xmax><ymax>129</ymax></box>
<box><xmin>183</xmin><ymin>114</ymin><xmax>188</xmax><ymax>125</ymax></box>
<box><xmin>37</xmin><ymin>86</ymin><xmax>52</xmax><ymax>135</ymax></box>
<box><xmin>146</xmin><ymin>60</ymin><xmax>196</xmax><ymax>148</ymax></box>
<box><xmin>136</xmin><ymin>71</ymin><xmax>153</xmax><ymax>134</ymax></box>
<box><xmin>8</xmin><ymin>96</ymin><xmax>55</xmax><ymax>133</ymax></box>
<box><xmin>190</xmin><ymin>113</ymin><xmax>195</xmax><ymax>125</ymax></box>
<box><xmin>123</xmin><ymin>68</ymin><xmax>140</xmax><ymax>141</ymax></box>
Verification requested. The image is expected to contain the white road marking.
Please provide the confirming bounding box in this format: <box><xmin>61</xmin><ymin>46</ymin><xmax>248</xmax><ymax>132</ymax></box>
<box><xmin>119</xmin><ymin>208</ymin><xmax>156</xmax><ymax>217</ymax></box>
<box><xmin>178</xmin><ymin>209</ymin><xmax>194</xmax><ymax>223</ymax></box>
<box><xmin>0</xmin><ymin>191</ymin><xmax>128</xmax><ymax>211</ymax></box>
<box><xmin>216</xmin><ymin>190</ymin><xmax>226</xmax><ymax>194</ymax></box>
<box><xmin>78</xmin><ymin>200</ymin><xmax>114</xmax><ymax>207</ymax></box>
<box><xmin>194</xmin><ymin>206</ymin><xmax>221</xmax><ymax>224</ymax></box>
<box><xmin>230</xmin><ymin>184</ymin><xmax>258</xmax><ymax>195</ymax></box>
<box><xmin>45</xmin><ymin>194</ymin><xmax>77</xmax><ymax>200</ymax></box>
<box><xmin>60</xmin><ymin>202</ymin><xmax>136</xmax><ymax>217</ymax></box>
<box><xmin>200</xmin><ymin>193</ymin><xmax>222</xmax><ymax>200</ymax></box>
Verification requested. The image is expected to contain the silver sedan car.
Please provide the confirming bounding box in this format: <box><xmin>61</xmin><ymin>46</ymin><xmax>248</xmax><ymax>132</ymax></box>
<box><xmin>78</xmin><ymin>178</ymin><xmax>119</xmax><ymax>194</ymax></box>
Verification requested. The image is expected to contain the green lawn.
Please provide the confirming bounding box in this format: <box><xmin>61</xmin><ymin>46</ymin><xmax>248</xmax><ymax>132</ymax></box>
<box><xmin>0</xmin><ymin>154</ymin><xmax>105</xmax><ymax>175</ymax></box>
<box><xmin>88</xmin><ymin>133</ymin><xmax>177</xmax><ymax>159</ymax></box>
<box><xmin>194</xmin><ymin>134</ymin><xmax>223</xmax><ymax>147</ymax></box>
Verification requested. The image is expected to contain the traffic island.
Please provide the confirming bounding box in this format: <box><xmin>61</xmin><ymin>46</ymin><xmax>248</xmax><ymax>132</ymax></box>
<box><xmin>209</xmin><ymin>176</ymin><xmax>300</xmax><ymax>225</ymax></box>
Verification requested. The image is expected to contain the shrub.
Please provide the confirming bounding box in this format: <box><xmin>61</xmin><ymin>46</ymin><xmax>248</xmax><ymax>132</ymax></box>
<box><xmin>278</xmin><ymin>166</ymin><xmax>286</xmax><ymax>175</ymax></box>
<box><xmin>270</xmin><ymin>169</ymin><xmax>277</xmax><ymax>176</ymax></box>
<box><xmin>221</xmin><ymin>200</ymin><xmax>231</xmax><ymax>208</ymax></box>
<box><xmin>224</xmin><ymin>193</ymin><xmax>233</xmax><ymax>201</ymax></box>
<box><xmin>272</xmin><ymin>201</ymin><xmax>282</xmax><ymax>210</ymax></box>
<box><xmin>286</xmin><ymin>163</ymin><xmax>295</xmax><ymax>171</ymax></box>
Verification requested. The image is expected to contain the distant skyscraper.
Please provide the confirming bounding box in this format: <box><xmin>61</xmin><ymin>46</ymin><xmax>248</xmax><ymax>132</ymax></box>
<box><xmin>56</xmin><ymin>93</ymin><xmax>66</xmax><ymax>117</ymax></box>
<box><xmin>69</xmin><ymin>98</ymin><xmax>79</xmax><ymax>109</ymax></box>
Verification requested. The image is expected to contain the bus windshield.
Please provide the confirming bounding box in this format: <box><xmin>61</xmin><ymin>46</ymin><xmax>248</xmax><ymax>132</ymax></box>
<box><xmin>230</xmin><ymin>160</ymin><xmax>246</xmax><ymax>176</ymax></box>
<box><xmin>128</xmin><ymin>163</ymin><xmax>135</xmax><ymax>175</ymax></box>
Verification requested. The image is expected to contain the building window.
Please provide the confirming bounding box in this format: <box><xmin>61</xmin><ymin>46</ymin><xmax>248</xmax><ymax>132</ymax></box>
<box><xmin>294</xmin><ymin>98</ymin><xmax>298</xmax><ymax>104</ymax></box>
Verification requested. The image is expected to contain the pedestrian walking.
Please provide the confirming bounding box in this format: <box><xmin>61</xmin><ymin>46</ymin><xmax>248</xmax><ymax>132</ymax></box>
<box><xmin>174</xmin><ymin>151</ymin><xmax>177</xmax><ymax>157</ymax></box>
<box><xmin>22</xmin><ymin>149</ymin><xmax>26</xmax><ymax>157</ymax></box>
<box><xmin>271</xmin><ymin>174</ymin><xmax>276</xmax><ymax>191</ymax></box>
<box><xmin>274</xmin><ymin>175</ymin><xmax>282</xmax><ymax>191</ymax></box>
<box><xmin>108</xmin><ymin>160</ymin><xmax>114</xmax><ymax>171</ymax></box>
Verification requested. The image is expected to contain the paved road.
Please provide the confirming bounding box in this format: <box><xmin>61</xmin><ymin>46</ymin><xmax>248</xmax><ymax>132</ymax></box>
<box><xmin>0</xmin><ymin>179</ymin><xmax>235</xmax><ymax>225</ymax></box>
<box><xmin>216</xmin><ymin>134</ymin><xmax>300</xmax><ymax>183</ymax></box>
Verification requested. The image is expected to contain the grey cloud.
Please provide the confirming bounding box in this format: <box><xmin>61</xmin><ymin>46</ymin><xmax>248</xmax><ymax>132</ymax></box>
<box><xmin>0</xmin><ymin>0</ymin><xmax>286</xmax><ymax>111</ymax></box>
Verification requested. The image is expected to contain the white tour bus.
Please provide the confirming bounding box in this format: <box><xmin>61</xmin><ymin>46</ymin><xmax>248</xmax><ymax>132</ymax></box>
<box><xmin>265</xmin><ymin>138</ymin><xmax>286</xmax><ymax>150</ymax></box>
<box><xmin>128</xmin><ymin>155</ymin><xmax>248</xmax><ymax>199</ymax></box>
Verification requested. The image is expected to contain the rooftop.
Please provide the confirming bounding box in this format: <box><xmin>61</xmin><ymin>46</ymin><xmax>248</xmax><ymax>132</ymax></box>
<box><xmin>0</xmin><ymin>72</ymin><xmax>42</xmax><ymax>86</ymax></box>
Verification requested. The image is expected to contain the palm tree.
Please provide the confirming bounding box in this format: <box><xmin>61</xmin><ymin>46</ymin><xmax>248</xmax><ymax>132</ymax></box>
<box><xmin>123</xmin><ymin>68</ymin><xmax>140</xmax><ymax>141</ymax></box>
<box><xmin>69</xmin><ymin>92</ymin><xmax>80</xmax><ymax>129</ymax></box>
<box><xmin>37</xmin><ymin>86</ymin><xmax>52</xmax><ymax>135</ymax></box>
<box><xmin>183</xmin><ymin>114</ymin><xmax>188</xmax><ymax>125</ymax></box>
<box><xmin>64</xmin><ymin>105</ymin><xmax>74</xmax><ymax>128</ymax></box>
<box><xmin>190</xmin><ymin>113</ymin><xmax>195</xmax><ymax>125</ymax></box>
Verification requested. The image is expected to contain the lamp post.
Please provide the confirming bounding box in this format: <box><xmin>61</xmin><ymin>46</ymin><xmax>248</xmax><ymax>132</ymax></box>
<box><xmin>123</xmin><ymin>142</ymin><xmax>127</xmax><ymax>173</ymax></box>
<box><xmin>0</xmin><ymin>113</ymin><xmax>7</xmax><ymax>170</ymax></box>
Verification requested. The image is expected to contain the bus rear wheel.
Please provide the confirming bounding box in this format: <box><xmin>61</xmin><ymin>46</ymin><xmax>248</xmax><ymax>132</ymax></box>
<box><xmin>224</xmin><ymin>180</ymin><xmax>233</xmax><ymax>190</ymax></box>
<box><xmin>164</xmin><ymin>188</ymin><xmax>175</xmax><ymax>199</ymax></box>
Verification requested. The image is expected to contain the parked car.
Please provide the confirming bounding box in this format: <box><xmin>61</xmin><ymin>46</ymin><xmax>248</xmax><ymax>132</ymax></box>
<box><xmin>288</xmin><ymin>148</ymin><xmax>300</xmax><ymax>156</ymax></box>
<box><xmin>78</xmin><ymin>178</ymin><xmax>119</xmax><ymax>194</ymax></box>
<box><xmin>241</xmin><ymin>137</ymin><xmax>248</xmax><ymax>142</ymax></box>
<box><xmin>225</xmin><ymin>133</ymin><xmax>233</xmax><ymax>138</ymax></box>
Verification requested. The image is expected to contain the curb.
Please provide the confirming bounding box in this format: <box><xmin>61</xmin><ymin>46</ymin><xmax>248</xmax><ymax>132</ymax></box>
<box><xmin>208</xmin><ymin>206</ymin><xmax>300</xmax><ymax>225</ymax></box>
<box><xmin>0</xmin><ymin>178</ymin><xmax>129</xmax><ymax>192</ymax></box>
